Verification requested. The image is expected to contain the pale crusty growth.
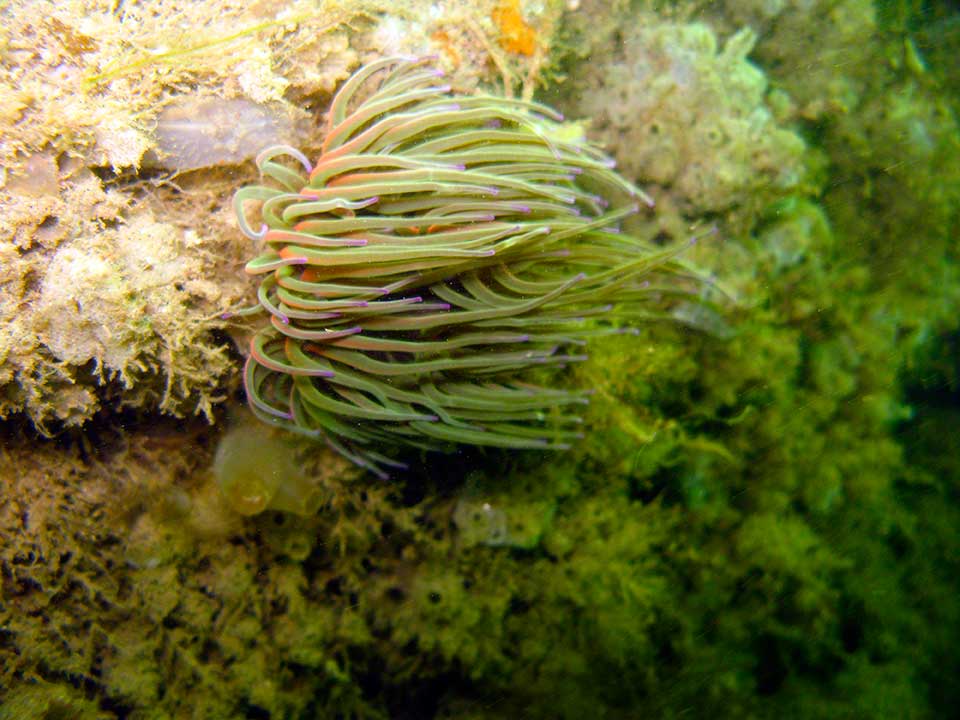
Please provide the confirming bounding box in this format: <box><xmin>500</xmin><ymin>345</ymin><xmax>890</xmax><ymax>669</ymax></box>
<box><xmin>568</xmin><ymin>16</ymin><xmax>806</xmax><ymax>216</ymax></box>
<box><xmin>0</xmin><ymin>0</ymin><xmax>569</xmax><ymax>430</ymax></box>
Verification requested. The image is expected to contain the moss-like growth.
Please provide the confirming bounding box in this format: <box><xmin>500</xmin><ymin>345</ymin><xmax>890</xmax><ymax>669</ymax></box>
<box><xmin>3</xmin><ymin>2</ymin><xmax>960</xmax><ymax>719</ymax></box>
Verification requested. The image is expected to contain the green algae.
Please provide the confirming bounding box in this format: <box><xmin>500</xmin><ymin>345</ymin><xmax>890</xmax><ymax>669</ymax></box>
<box><xmin>2</xmin><ymin>1</ymin><xmax>960</xmax><ymax>718</ymax></box>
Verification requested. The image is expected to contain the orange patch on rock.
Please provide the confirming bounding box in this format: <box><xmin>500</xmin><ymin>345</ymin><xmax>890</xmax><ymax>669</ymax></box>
<box><xmin>491</xmin><ymin>0</ymin><xmax>537</xmax><ymax>56</ymax></box>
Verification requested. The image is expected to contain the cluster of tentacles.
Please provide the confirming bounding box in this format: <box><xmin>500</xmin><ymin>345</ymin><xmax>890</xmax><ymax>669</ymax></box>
<box><xmin>233</xmin><ymin>56</ymin><xmax>697</xmax><ymax>477</ymax></box>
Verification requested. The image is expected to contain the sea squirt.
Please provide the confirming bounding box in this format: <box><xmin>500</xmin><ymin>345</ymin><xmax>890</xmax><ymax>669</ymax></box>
<box><xmin>213</xmin><ymin>419</ymin><xmax>323</xmax><ymax>516</ymax></box>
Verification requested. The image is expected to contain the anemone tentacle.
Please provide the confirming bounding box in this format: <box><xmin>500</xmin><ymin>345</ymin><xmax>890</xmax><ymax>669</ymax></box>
<box><xmin>235</xmin><ymin>57</ymin><xmax>700</xmax><ymax>477</ymax></box>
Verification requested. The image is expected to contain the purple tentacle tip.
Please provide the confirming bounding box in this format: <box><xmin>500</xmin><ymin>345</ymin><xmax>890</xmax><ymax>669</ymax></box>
<box><xmin>220</xmin><ymin>312</ymin><xmax>234</xmax><ymax>320</ymax></box>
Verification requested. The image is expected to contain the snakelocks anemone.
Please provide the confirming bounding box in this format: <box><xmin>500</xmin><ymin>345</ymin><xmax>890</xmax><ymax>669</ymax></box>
<box><xmin>233</xmin><ymin>56</ymin><xmax>700</xmax><ymax>477</ymax></box>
